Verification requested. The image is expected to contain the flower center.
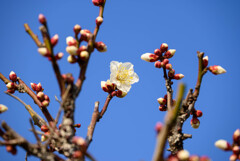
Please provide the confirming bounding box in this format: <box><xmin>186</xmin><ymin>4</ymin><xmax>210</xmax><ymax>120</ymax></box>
<box><xmin>116</xmin><ymin>65</ymin><xmax>132</xmax><ymax>84</ymax></box>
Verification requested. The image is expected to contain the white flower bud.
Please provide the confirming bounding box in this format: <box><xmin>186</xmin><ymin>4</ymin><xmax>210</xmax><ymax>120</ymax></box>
<box><xmin>66</xmin><ymin>46</ymin><xmax>78</xmax><ymax>56</ymax></box>
<box><xmin>0</xmin><ymin>104</ymin><xmax>8</xmax><ymax>113</ymax></box>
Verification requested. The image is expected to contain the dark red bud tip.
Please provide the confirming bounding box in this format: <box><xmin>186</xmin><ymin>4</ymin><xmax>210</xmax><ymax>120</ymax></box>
<box><xmin>38</xmin><ymin>14</ymin><xmax>46</xmax><ymax>24</ymax></box>
<box><xmin>74</xmin><ymin>123</ymin><xmax>81</xmax><ymax>128</ymax></box>
<box><xmin>41</xmin><ymin>125</ymin><xmax>49</xmax><ymax>132</ymax></box>
<box><xmin>92</xmin><ymin>0</ymin><xmax>105</xmax><ymax>6</ymax></box>
<box><xmin>7</xmin><ymin>89</ymin><xmax>15</xmax><ymax>94</ymax></box>
<box><xmin>154</xmin><ymin>49</ymin><xmax>162</xmax><ymax>56</ymax></box>
<box><xmin>159</xmin><ymin>105</ymin><xmax>167</xmax><ymax>111</ymax></box>
<box><xmin>196</xmin><ymin>110</ymin><xmax>203</xmax><ymax>117</ymax></box>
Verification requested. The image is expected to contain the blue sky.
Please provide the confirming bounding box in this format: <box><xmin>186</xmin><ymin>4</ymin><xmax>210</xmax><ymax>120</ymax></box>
<box><xmin>0</xmin><ymin>0</ymin><xmax>240</xmax><ymax>161</ymax></box>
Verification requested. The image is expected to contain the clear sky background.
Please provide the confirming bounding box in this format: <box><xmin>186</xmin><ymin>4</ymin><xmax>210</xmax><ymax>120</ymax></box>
<box><xmin>0</xmin><ymin>0</ymin><xmax>240</xmax><ymax>161</ymax></box>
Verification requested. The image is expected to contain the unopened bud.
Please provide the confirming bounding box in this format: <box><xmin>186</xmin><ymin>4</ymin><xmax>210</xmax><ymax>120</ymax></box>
<box><xmin>41</xmin><ymin>125</ymin><xmax>49</xmax><ymax>132</ymax></box>
<box><xmin>166</xmin><ymin>63</ymin><xmax>172</xmax><ymax>70</ymax></box>
<box><xmin>42</xmin><ymin>100</ymin><xmax>49</xmax><ymax>108</ymax></box>
<box><xmin>80</xmin><ymin>29</ymin><xmax>91</xmax><ymax>41</ymax></box>
<box><xmin>74</xmin><ymin>24</ymin><xmax>81</xmax><ymax>34</ymax></box>
<box><xmin>66</xmin><ymin>36</ymin><xmax>77</xmax><ymax>46</ymax></box>
<box><xmin>66</xmin><ymin>46</ymin><xmax>78</xmax><ymax>56</ymax></box>
<box><xmin>191</xmin><ymin>118</ymin><xmax>200</xmax><ymax>129</ymax></box>
<box><xmin>36</xmin><ymin>83</ymin><xmax>43</xmax><ymax>92</ymax></box>
<box><xmin>160</xmin><ymin>43</ymin><xmax>168</xmax><ymax>53</ymax></box>
<box><xmin>41</xmin><ymin>133</ymin><xmax>48</xmax><ymax>142</ymax></box>
<box><xmin>233</xmin><ymin>129</ymin><xmax>240</xmax><ymax>143</ymax></box>
<box><xmin>95</xmin><ymin>41</ymin><xmax>107</xmax><ymax>52</ymax></box>
<box><xmin>9</xmin><ymin>71</ymin><xmax>17</xmax><ymax>82</ymax></box>
<box><xmin>209</xmin><ymin>65</ymin><xmax>226</xmax><ymax>75</ymax></box>
<box><xmin>157</xmin><ymin>97</ymin><xmax>166</xmax><ymax>105</ymax></box>
<box><xmin>229</xmin><ymin>154</ymin><xmax>238</xmax><ymax>161</ymax></box>
<box><xmin>159</xmin><ymin>105</ymin><xmax>167</xmax><ymax>111</ymax></box>
<box><xmin>154</xmin><ymin>61</ymin><xmax>161</xmax><ymax>68</ymax></box>
<box><xmin>80</xmin><ymin>51</ymin><xmax>89</xmax><ymax>60</ymax></box>
<box><xmin>195</xmin><ymin>110</ymin><xmax>203</xmax><ymax>117</ymax></box>
<box><xmin>7</xmin><ymin>89</ymin><xmax>15</xmax><ymax>94</ymax></box>
<box><xmin>73</xmin><ymin>151</ymin><xmax>83</xmax><ymax>158</ymax></box>
<box><xmin>141</xmin><ymin>53</ymin><xmax>158</xmax><ymax>62</ymax></box>
<box><xmin>164</xmin><ymin>49</ymin><xmax>176</xmax><ymax>59</ymax></box>
<box><xmin>162</xmin><ymin>59</ymin><xmax>169</xmax><ymax>65</ymax></box>
<box><xmin>55</xmin><ymin>52</ymin><xmax>64</xmax><ymax>60</ymax></box>
<box><xmin>44</xmin><ymin>95</ymin><xmax>50</xmax><ymax>102</ymax></box>
<box><xmin>67</xmin><ymin>55</ymin><xmax>77</xmax><ymax>64</ymax></box>
<box><xmin>37</xmin><ymin>92</ymin><xmax>45</xmax><ymax>101</ymax></box>
<box><xmin>106</xmin><ymin>80</ymin><xmax>116</xmax><ymax>91</ymax></box>
<box><xmin>92</xmin><ymin>0</ymin><xmax>105</xmax><ymax>6</ymax></box>
<box><xmin>6</xmin><ymin>145</ymin><xmax>17</xmax><ymax>155</ymax></box>
<box><xmin>189</xmin><ymin>155</ymin><xmax>200</xmax><ymax>161</ymax></box>
<box><xmin>74</xmin><ymin>123</ymin><xmax>81</xmax><ymax>128</ymax></box>
<box><xmin>96</xmin><ymin>16</ymin><xmax>103</xmax><ymax>26</ymax></box>
<box><xmin>0</xmin><ymin>104</ymin><xmax>8</xmax><ymax>113</ymax></box>
<box><xmin>232</xmin><ymin>145</ymin><xmax>240</xmax><ymax>154</ymax></box>
<box><xmin>72</xmin><ymin>137</ymin><xmax>87</xmax><ymax>151</ymax></box>
<box><xmin>215</xmin><ymin>139</ymin><xmax>231</xmax><ymax>151</ymax></box>
<box><xmin>38</xmin><ymin>14</ymin><xmax>46</xmax><ymax>24</ymax></box>
<box><xmin>168</xmin><ymin>69</ymin><xmax>175</xmax><ymax>78</ymax></box>
<box><xmin>78</xmin><ymin>45</ymin><xmax>87</xmax><ymax>53</ymax></box>
<box><xmin>202</xmin><ymin>56</ymin><xmax>208</xmax><ymax>68</ymax></box>
<box><xmin>199</xmin><ymin>156</ymin><xmax>211</xmax><ymax>161</ymax></box>
<box><xmin>174</xmin><ymin>74</ymin><xmax>184</xmax><ymax>80</ymax></box>
<box><xmin>50</xmin><ymin>34</ymin><xmax>59</xmax><ymax>47</ymax></box>
<box><xmin>154</xmin><ymin>49</ymin><xmax>162</xmax><ymax>56</ymax></box>
<box><xmin>101</xmin><ymin>81</ymin><xmax>109</xmax><ymax>92</ymax></box>
<box><xmin>6</xmin><ymin>82</ymin><xmax>15</xmax><ymax>90</ymax></box>
<box><xmin>155</xmin><ymin>122</ymin><xmax>163</xmax><ymax>134</ymax></box>
<box><xmin>177</xmin><ymin>150</ymin><xmax>190</xmax><ymax>161</ymax></box>
<box><xmin>116</xmin><ymin>90</ymin><xmax>127</xmax><ymax>98</ymax></box>
<box><xmin>38</xmin><ymin>47</ymin><xmax>49</xmax><ymax>56</ymax></box>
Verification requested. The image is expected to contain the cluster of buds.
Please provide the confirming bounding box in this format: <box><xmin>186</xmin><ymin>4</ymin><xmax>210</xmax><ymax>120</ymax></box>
<box><xmin>200</xmin><ymin>55</ymin><xmax>226</xmax><ymax>75</ymax></box>
<box><xmin>0</xmin><ymin>104</ymin><xmax>8</xmax><ymax>114</ymax></box>
<box><xmin>6</xmin><ymin>71</ymin><xmax>18</xmax><ymax>94</ymax></box>
<box><xmin>62</xmin><ymin>73</ymin><xmax>74</xmax><ymax>84</ymax></box>
<box><xmin>141</xmin><ymin>43</ymin><xmax>184</xmax><ymax>80</ymax></box>
<box><xmin>40</xmin><ymin>125</ymin><xmax>50</xmax><ymax>142</ymax></box>
<box><xmin>157</xmin><ymin>94</ymin><xmax>175</xmax><ymax>112</ymax></box>
<box><xmin>167</xmin><ymin>150</ymin><xmax>211</xmax><ymax>161</ymax></box>
<box><xmin>31</xmin><ymin>83</ymin><xmax>50</xmax><ymax>108</ymax></box>
<box><xmin>190</xmin><ymin>109</ymin><xmax>203</xmax><ymax>129</ymax></box>
<box><xmin>101</xmin><ymin>80</ymin><xmax>127</xmax><ymax>98</ymax></box>
<box><xmin>215</xmin><ymin>129</ymin><xmax>240</xmax><ymax>160</ymax></box>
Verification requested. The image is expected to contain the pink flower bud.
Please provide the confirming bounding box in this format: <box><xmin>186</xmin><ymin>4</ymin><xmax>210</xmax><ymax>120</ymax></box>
<box><xmin>164</xmin><ymin>49</ymin><xmax>176</xmax><ymax>59</ymax></box>
<box><xmin>154</xmin><ymin>61</ymin><xmax>162</xmax><ymax>68</ymax></box>
<box><xmin>168</xmin><ymin>69</ymin><xmax>175</xmax><ymax>78</ymax></box>
<box><xmin>157</xmin><ymin>97</ymin><xmax>166</xmax><ymax>105</ymax></box>
<box><xmin>162</xmin><ymin>59</ymin><xmax>169</xmax><ymax>65</ymax></box>
<box><xmin>101</xmin><ymin>81</ymin><xmax>109</xmax><ymax>92</ymax></box>
<box><xmin>36</xmin><ymin>83</ymin><xmax>43</xmax><ymax>92</ymax></box>
<box><xmin>96</xmin><ymin>16</ymin><xmax>103</xmax><ymax>26</ymax></box>
<box><xmin>166</xmin><ymin>64</ymin><xmax>172</xmax><ymax>70</ymax></box>
<box><xmin>95</xmin><ymin>41</ymin><xmax>107</xmax><ymax>52</ymax></box>
<box><xmin>74</xmin><ymin>24</ymin><xmax>81</xmax><ymax>34</ymax></box>
<box><xmin>30</xmin><ymin>83</ymin><xmax>37</xmax><ymax>91</ymax></box>
<box><xmin>51</xmin><ymin>34</ymin><xmax>59</xmax><ymax>47</ymax></box>
<box><xmin>92</xmin><ymin>0</ymin><xmax>105</xmax><ymax>6</ymax></box>
<box><xmin>202</xmin><ymin>56</ymin><xmax>208</xmax><ymax>68</ymax></box>
<box><xmin>0</xmin><ymin>104</ymin><xmax>8</xmax><ymax>113</ymax></box>
<box><xmin>141</xmin><ymin>53</ymin><xmax>158</xmax><ymax>62</ymax></box>
<box><xmin>80</xmin><ymin>51</ymin><xmax>89</xmax><ymax>60</ymax></box>
<box><xmin>195</xmin><ymin>110</ymin><xmax>203</xmax><ymax>117</ymax></box>
<box><xmin>209</xmin><ymin>65</ymin><xmax>226</xmax><ymax>75</ymax></box>
<box><xmin>67</xmin><ymin>55</ymin><xmax>77</xmax><ymax>64</ymax></box>
<box><xmin>232</xmin><ymin>145</ymin><xmax>240</xmax><ymax>154</ymax></box>
<box><xmin>233</xmin><ymin>129</ymin><xmax>240</xmax><ymax>143</ymax></box>
<box><xmin>38</xmin><ymin>14</ymin><xmax>46</xmax><ymax>24</ymax></box>
<box><xmin>174</xmin><ymin>74</ymin><xmax>184</xmax><ymax>80</ymax></box>
<box><xmin>215</xmin><ymin>139</ymin><xmax>231</xmax><ymax>151</ymax></box>
<box><xmin>189</xmin><ymin>155</ymin><xmax>200</xmax><ymax>161</ymax></box>
<box><xmin>160</xmin><ymin>43</ymin><xmax>168</xmax><ymax>53</ymax></box>
<box><xmin>191</xmin><ymin>118</ymin><xmax>200</xmax><ymax>129</ymax></box>
<box><xmin>41</xmin><ymin>125</ymin><xmax>49</xmax><ymax>132</ymax></box>
<box><xmin>73</xmin><ymin>151</ymin><xmax>83</xmax><ymax>158</ymax></box>
<box><xmin>78</xmin><ymin>45</ymin><xmax>87</xmax><ymax>53</ymax></box>
<box><xmin>155</xmin><ymin>122</ymin><xmax>163</xmax><ymax>134</ymax></box>
<box><xmin>80</xmin><ymin>29</ymin><xmax>91</xmax><ymax>41</ymax></box>
<box><xmin>42</xmin><ymin>100</ymin><xmax>49</xmax><ymax>108</ymax></box>
<box><xmin>199</xmin><ymin>156</ymin><xmax>211</xmax><ymax>161</ymax></box>
<box><xmin>116</xmin><ymin>90</ymin><xmax>127</xmax><ymax>98</ymax></box>
<box><xmin>72</xmin><ymin>137</ymin><xmax>87</xmax><ymax>151</ymax></box>
<box><xmin>154</xmin><ymin>49</ymin><xmax>162</xmax><ymax>56</ymax></box>
<box><xmin>229</xmin><ymin>154</ymin><xmax>238</xmax><ymax>161</ymax></box>
<box><xmin>55</xmin><ymin>52</ymin><xmax>64</xmax><ymax>60</ymax></box>
<box><xmin>44</xmin><ymin>95</ymin><xmax>50</xmax><ymax>102</ymax></box>
<box><xmin>9</xmin><ymin>71</ymin><xmax>17</xmax><ymax>82</ymax></box>
<box><xmin>7</xmin><ymin>89</ymin><xmax>15</xmax><ymax>94</ymax></box>
<box><xmin>6</xmin><ymin>145</ymin><xmax>17</xmax><ymax>155</ymax></box>
<box><xmin>66</xmin><ymin>36</ymin><xmax>77</xmax><ymax>46</ymax></box>
<box><xmin>38</xmin><ymin>47</ymin><xmax>49</xmax><ymax>56</ymax></box>
<box><xmin>159</xmin><ymin>105</ymin><xmax>167</xmax><ymax>111</ymax></box>
<box><xmin>6</xmin><ymin>82</ymin><xmax>15</xmax><ymax>90</ymax></box>
<box><xmin>168</xmin><ymin>155</ymin><xmax>179</xmax><ymax>161</ymax></box>
<box><xmin>37</xmin><ymin>92</ymin><xmax>45</xmax><ymax>101</ymax></box>
<box><xmin>66</xmin><ymin>46</ymin><xmax>78</xmax><ymax>56</ymax></box>
<box><xmin>177</xmin><ymin>150</ymin><xmax>190</xmax><ymax>161</ymax></box>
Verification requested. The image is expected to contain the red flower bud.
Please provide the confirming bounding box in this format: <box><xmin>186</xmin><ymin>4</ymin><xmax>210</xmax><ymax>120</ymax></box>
<box><xmin>96</xmin><ymin>16</ymin><xmax>103</xmax><ymax>26</ymax></box>
<box><xmin>74</xmin><ymin>24</ymin><xmax>81</xmax><ymax>34</ymax></box>
<box><xmin>199</xmin><ymin>156</ymin><xmax>211</xmax><ymax>161</ymax></box>
<box><xmin>116</xmin><ymin>90</ymin><xmax>127</xmax><ymax>98</ymax></box>
<box><xmin>159</xmin><ymin>105</ymin><xmax>167</xmax><ymax>111</ymax></box>
<box><xmin>66</xmin><ymin>36</ymin><xmax>77</xmax><ymax>46</ymax></box>
<box><xmin>38</xmin><ymin>14</ymin><xmax>46</xmax><ymax>24</ymax></box>
<box><xmin>42</xmin><ymin>100</ymin><xmax>49</xmax><ymax>108</ymax></box>
<box><xmin>233</xmin><ymin>129</ymin><xmax>240</xmax><ymax>143</ymax></box>
<box><xmin>7</xmin><ymin>89</ymin><xmax>15</xmax><ymax>94</ymax></box>
<box><xmin>160</xmin><ymin>43</ymin><xmax>168</xmax><ymax>53</ymax></box>
<box><xmin>55</xmin><ymin>52</ymin><xmax>64</xmax><ymax>60</ymax></box>
<box><xmin>6</xmin><ymin>82</ymin><xmax>15</xmax><ymax>90</ymax></box>
<box><xmin>162</xmin><ymin>59</ymin><xmax>169</xmax><ymax>65</ymax></box>
<box><xmin>51</xmin><ymin>34</ymin><xmax>59</xmax><ymax>47</ymax></box>
<box><xmin>209</xmin><ymin>65</ymin><xmax>226</xmax><ymax>75</ymax></box>
<box><xmin>155</xmin><ymin>122</ymin><xmax>163</xmax><ymax>134</ymax></box>
<box><xmin>191</xmin><ymin>118</ymin><xmax>200</xmax><ymax>129</ymax></box>
<box><xmin>168</xmin><ymin>69</ymin><xmax>175</xmax><ymax>78</ymax></box>
<box><xmin>232</xmin><ymin>145</ymin><xmax>240</xmax><ymax>154</ymax></box>
<box><xmin>195</xmin><ymin>110</ymin><xmax>203</xmax><ymax>117</ymax></box>
<box><xmin>164</xmin><ymin>49</ymin><xmax>176</xmax><ymax>59</ymax></box>
<box><xmin>154</xmin><ymin>48</ymin><xmax>162</xmax><ymax>56</ymax></box>
<box><xmin>9</xmin><ymin>71</ymin><xmax>17</xmax><ymax>82</ymax></box>
<box><xmin>154</xmin><ymin>61</ymin><xmax>162</xmax><ymax>68</ymax></box>
<box><xmin>189</xmin><ymin>155</ymin><xmax>200</xmax><ymax>161</ymax></box>
<box><xmin>202</xmin><ymin>56</ymin><xmax>208</xmax><ymax>68</ymax></box>
<box><xmin>74</xmin><ymin>123</ymin><xmax>81</xmax><ymax>128</ymax></box>
<box><xmin>141</xmin><ymin>53</ymin><xmax>158</xmax><ymax>62</ymax></box>
<box><xmin>174</xmin><ymin>74</ymin><xmax>184</xmax><ymax>80</ymax></box>
<box><xmin>92</xmin><ymin>0</ymin><xmax>105</xmax><ymax>6</ymax></box>
<box><xmin>73</xmin><ymin>151</ymin><xmax>83</xmax><ymax>158</ymax></box>
<box><xmin>157</xmin><ymin>97</ymin><xmax>166</xmax><ymax>105</ymax></box>
<box><xmin>95</xmin><ymin>41</ymin><xmax>107</xmax><ymax>52</ymax></box>
<box><xmin>6</xmin><ymin>145</ymin><xmax>17</xmax><ymax>155</ymax></box>
<box><xmin>41</xmin><ymin>125</ymin><xmax>49</xmax><ymax>132</ymax></box>
<box><xmin>37</xmin><ymin>92</ymin><xmax>45</xmax><ymax>101</ymax></box>
<box><xmin>31</xmin><ymin>83</ymin><xmax>37</xmax><ymax>91</ymax></box>
<box><xmin>166</xmin><ymin>64</ymin><xmax>172</xmax><ymax>70</ymax></box>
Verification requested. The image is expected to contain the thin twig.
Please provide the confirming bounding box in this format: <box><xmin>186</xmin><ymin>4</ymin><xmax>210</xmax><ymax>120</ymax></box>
<box><xmin>25</xmin><ymin>152</ymin><xmax>28</xmax><ymax>161</ymax></box>
<box><xmin>24</xmin><ymin>24</ymin><xmax>42</xmax><ymax>47</ymax></box>
<box><xmin>29</xmin><ymin>119</ymin><xmax>41</xmax><ymax>145</ymax></box>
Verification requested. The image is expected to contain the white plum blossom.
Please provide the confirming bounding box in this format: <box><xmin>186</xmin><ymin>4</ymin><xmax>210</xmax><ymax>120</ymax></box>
<box><xmin>110</xmin><ymin>61</ymin><xmax>139</xmax><ymax>93</ymax></box>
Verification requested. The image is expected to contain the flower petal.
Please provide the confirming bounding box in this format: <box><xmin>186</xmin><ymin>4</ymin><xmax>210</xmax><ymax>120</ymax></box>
<box><xmin>110</xmin><ymin>61</ymin><xmax>120</xmax><ymax>73</ymax></box>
